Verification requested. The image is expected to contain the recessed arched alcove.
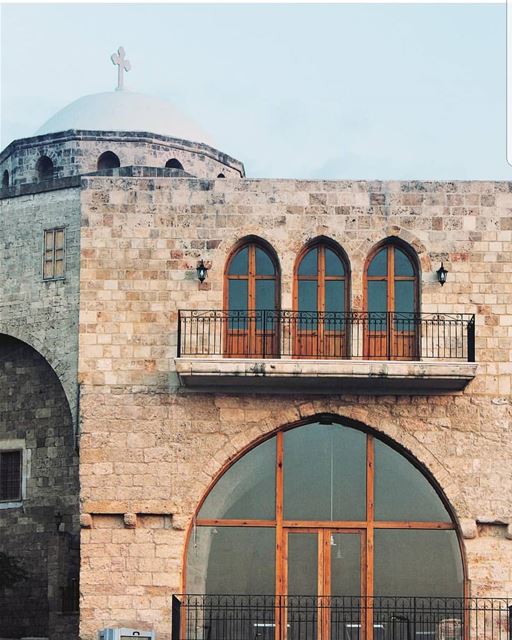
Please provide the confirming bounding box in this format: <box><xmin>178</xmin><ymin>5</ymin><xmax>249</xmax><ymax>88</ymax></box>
<box><xmin>165</xmin><ymin>158</ymin><xmax>184</xmax><ymax>170</ymax></box>
<box><xmin>36</xmin><ymin>155</ymin><xmax>53</xmax><ymax>181</ymax></box>
<box><xmin>97</xmin><ymin>151</ymin><xmax>120</xmax><ymax>170</ymax></box>
<box><xmin>186</xmin><ymin>418</ymin><xmax>464</xmax><ymax>601</ymax></box>
<box><xmin>2</xmin><ymin>170</ymin><xmax>9</xmax><ymax>188</ymax></box>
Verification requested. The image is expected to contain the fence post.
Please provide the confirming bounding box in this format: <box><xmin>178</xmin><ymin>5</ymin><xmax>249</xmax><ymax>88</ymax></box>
<box><xmin>172</xmin><ymin>595</ymin><xmax>182</xmax><ymax>640</ymax></box>
<box><xmin>177</xmin><ymin>311</ymin><xmax>182</xmax><ymax>357</ymax></box>
<box><xmin>467</xmin><ymin>316</ymin><xmax>475</xmax><ymax>363</ymax></box>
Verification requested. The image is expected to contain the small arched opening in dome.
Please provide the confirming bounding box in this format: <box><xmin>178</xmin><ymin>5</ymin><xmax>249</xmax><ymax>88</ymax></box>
<box><xmin>36</xmin><ymin>156</ymin><xmax>54</xmax><ymax>181</ymax></box>
<box><xmin>165</xmin><ymin>158</ymin><xmax>183</xmax><ymax>170</ymax></box>
<box><xmin>2</xmin><ymin>170</ymin><xmax>9</xmax><ymax>188</ymax></box>
<box><xmin>217</xmin><ymin>173</ymin><xmax>226</xmax><ymax>179</ymax></box>
<box><xmin>97</xmin><ymin>151</ymin><xmax>120</xmax><ymax>171</ymax></box>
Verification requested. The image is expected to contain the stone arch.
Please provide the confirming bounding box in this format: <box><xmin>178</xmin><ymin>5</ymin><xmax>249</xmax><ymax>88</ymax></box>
<box><xmin>165</xmin><ymin>158</ymin><xmax>184</xmax><ymax>170</ymax></box>
<box><xmin>36</xmin><ymin>155</ymin><xmax>54</xmax><ymax>181</ymax></box>
<box><xmin>97</xmin><ymin>150</ymin><xmax>121</xmax><ymax>170</ymax></box>
<box><xmin>184</xmin><ymin>410</ymin><xmax>467</xmax><ymax>596</ymax></box>
<box><xmin>0</xmin><ymin>326</ymin><xmax>78</xmax><ymax>434</ymax></box>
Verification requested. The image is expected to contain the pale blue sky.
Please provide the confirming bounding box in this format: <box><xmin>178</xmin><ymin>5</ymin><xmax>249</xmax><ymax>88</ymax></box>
<box><xmin>1</xmin><ymin>3</ymin><xmax>509</xmax><ymax>180</ymax></box>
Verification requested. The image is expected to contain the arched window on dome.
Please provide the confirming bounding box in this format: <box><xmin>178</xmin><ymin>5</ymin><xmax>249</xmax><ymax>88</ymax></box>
<box><xmin>165</xmin><ymin>158</ymin><xmax>183</xmax><ymax>170</ymax></box>
<box><xmin>36</xmin><ymin>156</ymin><xmax>54</xmax><ymax>181</ymax></box>
<box><xmin>293</xmin><ymin>238</ymin><xmax>350</xmax><ymax>358</ymax></box>
<box><xmin>364</xmin><ymin>239</ymin><xmax>419</xmax><ymax>360</ymax></box>
<box><xmin>186</xmin><ymin>420</ymin><xmax>464</xmax><ymax>609</ymax></box>
<box><xmin>97</xmin><ymin>151</ymin><xmax>120</xmax><ymax>171</ymax></box>
<box><xmin>2</xmin><ymin>170</ymin><xmax>9</xmax><ymax>189</ymax></box>
<box><xmin>217</xmin><ymin>173</ymin><xmax>226</xmax><ymax>179</ymax></box>
<box><xmin>224</xmin><ymin>238</ymin><xmax>280</xmax><ymax>358</ymax></box>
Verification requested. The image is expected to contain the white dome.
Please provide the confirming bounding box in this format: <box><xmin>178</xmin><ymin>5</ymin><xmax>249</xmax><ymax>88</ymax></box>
<box><xmin>35</xmin><ymin>91</ymin><xmax>213</xmax><ymax>145</ymax></box>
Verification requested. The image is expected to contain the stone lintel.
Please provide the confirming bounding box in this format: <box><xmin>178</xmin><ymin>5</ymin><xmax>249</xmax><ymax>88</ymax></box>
<box><xmin>175</xmin><ymin>358</ymin><xmax>478</xmax><ymax>394</ymax></box>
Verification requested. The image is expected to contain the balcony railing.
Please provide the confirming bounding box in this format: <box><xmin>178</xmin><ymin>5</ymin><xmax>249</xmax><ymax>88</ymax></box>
<box><xmin>172</xmin><ymin>595</ymin><xmax>511</xmax><ymax>640</ymax></box>
<box><xmin>177</xmin><ymin>311</ymin><xmax>475</xmax><ymax>362</ymax></box>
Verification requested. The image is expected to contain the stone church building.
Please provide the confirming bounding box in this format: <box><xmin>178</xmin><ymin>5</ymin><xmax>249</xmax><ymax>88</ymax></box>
<box><xmin>0</xmin><ymin>52</ymin><xmax>511</xmax><ymax>640</ymax></box>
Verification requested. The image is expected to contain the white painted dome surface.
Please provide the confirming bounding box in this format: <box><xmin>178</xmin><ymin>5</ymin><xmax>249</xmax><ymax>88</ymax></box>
<box><xmin>35</xmin><ymin>91</ymin><xmax>213</xmax><ymax>145</ymax></box>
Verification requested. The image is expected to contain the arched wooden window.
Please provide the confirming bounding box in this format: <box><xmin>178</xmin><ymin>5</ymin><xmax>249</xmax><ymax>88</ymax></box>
<box><xmin>165</xmin><ymin>158</ymin><xmax>183</xmax><ymax>170</ymax></box>
<box><xmin>186</xmin><ymin>420</ymin><xmax>464</xmax><ymax>617</ymax></box>
<box><xmin>97</xmin><ymin>151</ymin><xmax>120</xmax><ymax>171</ymax></box>
<box><xmin>293</xmin><ymin>240</ymin><xmax>349</xmax><ymax>358</ymax></box>
<box><xmin>2</xmin><ymin>170</ymin><xmax>9</xmax><ymax>189</ymax></box>
<box><xmin>36</xmin><ymin>156</ymin><xmax>53</xmax><ymax>181</ymax></box>
<box><xmin>224</xmin><ymin>240</ymin><xmax>280</xmax><ymax>358</ymax></box>
<box><xmin>364</xmin><ymin>240</ymin><xmax>419</xmax><ymax>360</ymax></box>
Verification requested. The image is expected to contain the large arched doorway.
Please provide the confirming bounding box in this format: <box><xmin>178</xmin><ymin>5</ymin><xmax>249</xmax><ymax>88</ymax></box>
<box><xmin>185</xmin><ymin>419</ymin><xmax>464</xmax><ymax>640</ymax></box>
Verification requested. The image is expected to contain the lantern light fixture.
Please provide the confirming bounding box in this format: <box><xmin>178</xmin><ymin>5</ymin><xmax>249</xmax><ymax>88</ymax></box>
<box><xmin>197</xmin><ymin>259</ymin><xmax>209</xmax><ymax>283</ymax></box>
<box><xmin>436</xmin><ymin>262</ymin><xmax>448</xmax><ymax>286</ymax></box>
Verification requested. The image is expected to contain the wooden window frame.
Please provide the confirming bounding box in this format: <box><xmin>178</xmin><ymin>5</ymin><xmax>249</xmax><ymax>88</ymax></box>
<box><xmin>223</xmin><ymin>238</ymin><xmax>281</xmax><ymax>357</ymax></box>
<box><xmin>292</xmin><ymin>239</ymin><xmax>350</xmax><ymax>358</ymax></box>
<box><xmin>185</xmin><ymin>421</ymin><xmax>466</xmax><ymax>634</ymax></box>
<box><xmin>363</xmin><ymin>240</ymin><xmax>420</xmax><ymax>360</ymax></box>
<box><xmin>42</xmin><ymin>227</ymin><xmax>66</xmax><ymax>281</ymax></box>
<box><xmin>0</xmin><ymin>448</ymin><xmax>23</xmax><ymax>503</ymax></box>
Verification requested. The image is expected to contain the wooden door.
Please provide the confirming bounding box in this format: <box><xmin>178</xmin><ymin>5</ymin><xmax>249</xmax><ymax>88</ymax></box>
<box><xmin>294</xmin><ymin>245</ymin><xmax>348</xmax><ymax>359</ymax></box>
<box><xmin>225</xmin><ymin>242</ymin><xmax>279</xmax><ymax>358</ymax></box>
<box><xmin>283</xmin><ymin>529</ymin><xmax>364</xmax><ymax>640</ymax></box>
<box><xmin>364</xmin><ymin>244</ymin><xmax>418</xmax><ymax>360</ymax></box>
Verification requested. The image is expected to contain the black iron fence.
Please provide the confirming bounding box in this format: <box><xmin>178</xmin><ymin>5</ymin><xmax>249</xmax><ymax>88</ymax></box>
<box><xmin>177</xmin><ymin>311</ymin><xmax>475</xmax><ymax>362</ymax></box>
<box><xmin>172</xmin><ymin>595</ymin><xmax>511</xmax><ymax>640</ymax></box>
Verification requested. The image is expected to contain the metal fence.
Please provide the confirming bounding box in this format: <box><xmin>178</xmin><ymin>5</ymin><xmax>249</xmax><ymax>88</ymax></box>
<box><xmin>177</xmin><ymin>311</ymin><xmax>476</xmax><ymax>362</ymax></box>
<box><xmin>172</xmin><ymin>595</ymin><xmax>511</xmax><ymax>640</ymax></box>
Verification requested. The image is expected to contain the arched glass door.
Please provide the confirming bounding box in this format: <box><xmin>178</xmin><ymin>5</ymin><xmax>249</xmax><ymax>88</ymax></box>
<box><xmin>364</xmin><ymin>244</ymin><xmax>418</xmax><ymax>360</ymax></box>
<box><xmin>294</xmin><ymin>243</ymin><xmax>348</xmax><ymax>358</ymax></box>
<box><xmin>186</xmin><ymin>422</ymin><xmax>463</xmax><ymax>640</ymax></box>
<box><xmin>225</xmin><ymin>242</ymin><xmax>279</xmax><ymax>357</ymax></box>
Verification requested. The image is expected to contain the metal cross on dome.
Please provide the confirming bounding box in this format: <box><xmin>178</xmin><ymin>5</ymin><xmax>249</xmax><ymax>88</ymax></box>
<box><xmin>111</xmin><ymin>46</ymin><xmax>131</xmax><ymax>91</ymax></box>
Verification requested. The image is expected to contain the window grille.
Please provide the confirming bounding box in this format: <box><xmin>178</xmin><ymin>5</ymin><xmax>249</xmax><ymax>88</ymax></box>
<box><xmin>43</xmin><ymin>228</ymin><xmax>65</xmax><ymax>280</ymax></box>
<box><xmin>0</xmin><ymin>450</ymin><xmax>22</xmax><ymax>501</ymax></box>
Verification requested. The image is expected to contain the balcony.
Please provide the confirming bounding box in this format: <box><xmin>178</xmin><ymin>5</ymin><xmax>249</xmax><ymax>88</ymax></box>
<box><xmin>172</xmin><ymin>594</ymin><xmax>511</xmax><ymax>640</ymax></box>
<box><xmin>175</xmin><ymin>311</ymin><xmax>477</xmax><ymax>394</ymax></box>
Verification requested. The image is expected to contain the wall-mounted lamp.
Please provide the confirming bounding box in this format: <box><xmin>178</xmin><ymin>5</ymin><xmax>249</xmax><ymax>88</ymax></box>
<box><xmin>436</xmin><ymin>262</ymin><xmax>448</xmax><ymax>286</ymax></box>
<box><xmin>197</xmin><ymin>259</ymin><xmax>209</xmax><ymax>283</ymax></box>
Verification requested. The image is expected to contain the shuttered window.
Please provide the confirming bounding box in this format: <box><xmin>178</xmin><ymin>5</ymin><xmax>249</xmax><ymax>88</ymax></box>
<box><xmin>43</xmin><ymin>228</ymin><xmax>65</xmax><ymax>280</ymax></box>
<box><xmin>0</xmin><ymin>450</ymin><xmax>22</xmax><ymax>501</ymax></box>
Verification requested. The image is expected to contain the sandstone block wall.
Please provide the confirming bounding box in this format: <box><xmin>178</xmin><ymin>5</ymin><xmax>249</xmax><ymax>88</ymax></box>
<box><xmin>0</xmin><ymin>186</ymin><xmax>81</xmax><ymax>427</ymax></box>
<box><xmin>77</xmin><ymin>177</ymin><xmax>512</xmax><ymax>639</ymax></box>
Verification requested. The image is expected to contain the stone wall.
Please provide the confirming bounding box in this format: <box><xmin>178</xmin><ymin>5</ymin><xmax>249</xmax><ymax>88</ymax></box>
<box><xmin>0</xmin><ymin>186</ymin><xmax>81</xmax><ymax>428</ymax></box>
<box><xmin>0</xmin><ymin>335</ymin><xmax>79</xmax><ymax>640</ymax></box>
<box><xmin>77</xmin><ymin>177</ymin><xmax>512</xmax><ymax>639</ymax></box>
<box><xmin>0</xmin><ymin>131</ymin><xmax>244</xmax><ymax>187</ymax></box>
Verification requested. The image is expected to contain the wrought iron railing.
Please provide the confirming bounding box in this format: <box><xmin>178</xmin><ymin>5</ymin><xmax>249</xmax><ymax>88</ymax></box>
<box><xmin>172</xmin><ymin>595</ymin><xmax>511</xmax><ymax>640</ymax></box>
<box><xmin>177</xmin><ymin>311</ymin><xmax>476</xmax><ymax>362</ymax></box>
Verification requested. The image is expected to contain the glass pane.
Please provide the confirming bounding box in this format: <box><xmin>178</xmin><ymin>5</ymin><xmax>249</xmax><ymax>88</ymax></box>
<box><xmin>394</xmin><ymin>248</ymin><xmax>414</xmax><ymax>276</ymax></box>
<box><xmin>288</xmin><ymin>533</ymin><xmax>318</xmax><ymax>596</ymax></box>
<box><xmin>325</xmin><ymin>281</ymin><xmax>345</xmax><ymax>314</ymax></box>
<box><xmin>374</xmin><ymin>530</ymin><xmax>463</xmax><ymax>597</ymax></box>
<box><xmin>199</xmin><ymin>437</ymin><xmax>276</xmax><ymax>520</ymax></box>
<box><xmin>394</xmin><ymin>280</ymin><xmax>414</xmax><ymax>314</ymax></box>
<box><xmin>229</xmin><ymin>280</ymin><xmax>248</xmax><ymax>312</ymax></box>
<box><xmin>298</xmin><ymin>248</ymin><xmax>317</xmax><ymax>276</ymax></box>
<box><xmin>367</xmin><ymin>249</ymin><xmax>387</xmax><ymax>276</ymax></box>
<box><xmin>325</xmin><ymin>248</ymin><xmax>344</xmax><ymax>276</ymax></box>
<box><xmin>187</xmin><ymin>526</ymin><xmax>275</xmax><ymax>595</ymax></box>
<box><xmin>283</xmin><ymin>424</ymin><xmax>366</xmax><ymax>520</ymax></box>
<box><xmin>298</xmin><ymin>280</ymin><xmax>317</xmax><ymax>312</ymax></box>
<box><xmin>331</xmin><ymin>534</ymin><xmax>360</xmax><ymax>597</ymax></box>
<box><xmin>256</xmin><ymin>280</ymin><xmax>276</xmax><ymax>330</ymax></box>
<box><xmin>256</xmin><ymin>247</ymin><xmax>275</xmax><ymax>276</ymax></box>
<box><xmin>367</xmin><ymin>281</ymin><xmax>388</xmax><ymax>330</ymax></box>
<box><xmin>374</xmin><ymin>440</ymin><xmax>450</xmax><ymax>521</ymax></box>
<box><xmin>229</xmin><ymin>247</ymin><xmax>248</xmax><ymax>275</ymax></box>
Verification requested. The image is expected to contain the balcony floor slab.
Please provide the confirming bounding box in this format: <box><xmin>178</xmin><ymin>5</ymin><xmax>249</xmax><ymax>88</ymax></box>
<box><xmin>174</xmin><ymin>358</ymin><xmax>477</xmax><ymax>394</ymax></box>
